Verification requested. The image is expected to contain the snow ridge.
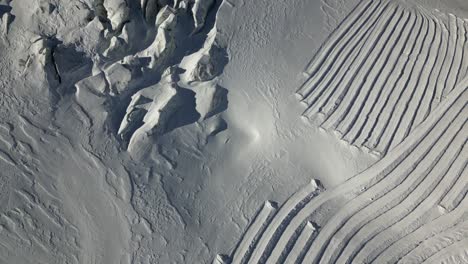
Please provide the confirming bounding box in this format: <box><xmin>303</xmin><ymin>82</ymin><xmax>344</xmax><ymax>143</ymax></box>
<box><xmin>221</xmin><ymin>76</ymin><xmax>467</xmax><ymax>264</ymax></box>
<box><xmin>297</xmin><ymin>0</ymin><xmax>468</xmax><ymax>156</ymax></box>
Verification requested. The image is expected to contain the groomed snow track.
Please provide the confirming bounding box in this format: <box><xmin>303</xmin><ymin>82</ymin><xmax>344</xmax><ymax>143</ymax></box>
<box><xmin>219</xmin><ymin>76</ymin><xmax>468</xmax><ymax>264</ymax></box>
<box><xmin>297</xmin><ymin>0</ymin><xmax>468</xmax><ymax>156</ymax></box>
<box><xmin>215</xmin><ymin>1</ymin><xmax>468</xmax><ymax>263</ymax></box>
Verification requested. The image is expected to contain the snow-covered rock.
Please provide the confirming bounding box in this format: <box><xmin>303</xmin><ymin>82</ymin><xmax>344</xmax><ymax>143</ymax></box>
<box><xmin>104</xmin><ymin>62</ymin><xmax>133</xmax><ymax>95</ymax></box>
<box><xmin>103</xmin><ymin>36</ymin><xmax>127</xmax><ymax>58</ymax></box>
<box><xmin>155</xmin><ymin>5</ymin><xmax>176</xmax><ymax>28</ymax></box>
<box><xmin>103</xmin><ymin>0</ymin><xmax>130</xmax><ymax>30</ymax></box>
<box><xmin>138</xmin><ymin>9</ymin><xmax>177</xmax><ymax>69</ymax></box>
<box><xmin>188</xmin><ymin>26</ymin><xmax>228</xmax><ymax>82</ymax></box>
<box><xmin>75</xmin><ymin>71</ymin><xmax>109</xmax><ymax>95</ymax></box>
<box><xmin>191</xmin><ymin>0</ymin><xmax>214</xmax><ymax>31</ymax></box>
<box><xmin>193</xmin><ymin>82</ymin><xmax>227</xmax><ymax>120</ymax></box>
<box><xmin>118</xmin><ymin>71</ymin><xmax>185</xmax><ymax>156</ymax></box>
<box><xmin>1</xmin><ymin>11</ymin><xmax>11</xmax><ymax>34</ymax></box>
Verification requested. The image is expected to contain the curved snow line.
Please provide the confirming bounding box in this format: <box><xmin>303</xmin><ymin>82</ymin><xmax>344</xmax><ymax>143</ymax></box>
<box><xmin>306</xmin><ymin>98</ymin><xmax>466</xmax><ymax>263</ymax></box>
<box><xmin>342</xmin><ymin>127</ymin><xmax>467</xmax><ymax>264</ymax></box>
<box><xmin>377</xmin><ymin>193</ymin><xmax>468</xmax><ymax>263</ymax></box>
<box><xmin>302</xmin><ymin>1</ymin><xmax>392</xmax><ymax>110</ymax></box>
<box><xmin>386</xmin><ymin>15</ymin><xmax>440</xmax><ymax>151</ymax></box>
<box><xmin>439</xmin><ymin>166</ymin><xmax>468</xmax><ymax>212</ymax></box>
<box><xmin>430</xmin><ymin>15</ymin><xmax>457</xmax><ymax>112</ymax></box>
<box><xmin>338</xmin><ymin>9</ymin><xmax>415</xmax><ymax>141</ymax></box>
<box><xmin>298</xmin><ymin>0</ymin><xmax>378</xmax><ymax>94</ymax></box>
<box><xmin>320</xmin><ymin>4</ymin><xmax>411</xmax><ymax>131</ymax></box>
<box><xmin>282</xmin><ymin>221</ymin><xmax>317</xmax><ymax>264</ymax></box>
<box><xmin>398</xmin><ymin>218</ymin><xmax>468</xmax><ymax>263</ymax></box>
<box><xmin>232</xmin><ymin>180</ymin><xmax>322</xmax><ymax>264</ymax></box>
<box><xmin>297</xmin><ymin>0</ymin><xmax>385</xmax><ymax>101</ymax></box>
<box><xmin>345</xmin><ymin>9</ymin><xmax>419</xmax><ymax>147</ymax></box>
<box><xmin>366</xmin><ymin>12</ymin><xmax>430</xmax><ymax>153</ymax></box>
<box><xmin>420</xmin><ymin>237</ymin><xmax>468</xmax><ymax>264</ymax></box>
<box><xmin>231</xmin><ymin>201</ymin><xmax>277</xmax><ymax>264</ymax></box>
<box><xmin>408</xmin><ymin>16</ymin><xmax>447</xmax><ymax>133</ymax></box>
<box><xmin>298</xmin><ymin>0</ymin><xmax>468</xmax><ymax>155</ymax></box>
<box><xmin>441</xmin><ymin>15</ymin><xmax>464</xmax><ymax>99</ymax></box>
<box><xmin>456</xmin><ymin>20</ymin><xmax>468</xmax><ymax>84</ymax></box>
<box><xmin>218</xmin><ymin>73</ymin><xmax>468</xmax><ymax>263</ymax></box>
<box><xmin>308</xmin><ymin>4</ymin><xmax>403</xmax><ymax>121</ymax></box>
<box><xmin>278</xmin><ymin>83</ymin><xmax>466</xmax><ymax>264</ymax></box>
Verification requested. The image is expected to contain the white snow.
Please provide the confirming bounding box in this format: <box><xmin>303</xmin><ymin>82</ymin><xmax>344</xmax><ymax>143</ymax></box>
<box><xmin>0</xmin><ymin>0</ymin><xmax>466</xmax><ymax>263</ymax></box>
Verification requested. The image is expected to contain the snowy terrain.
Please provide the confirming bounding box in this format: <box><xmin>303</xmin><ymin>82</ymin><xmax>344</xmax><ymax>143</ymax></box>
<box><xmin>0</xmin><ymin>0</ymin><xmax>466</xmax><ymax>263</ymax></box>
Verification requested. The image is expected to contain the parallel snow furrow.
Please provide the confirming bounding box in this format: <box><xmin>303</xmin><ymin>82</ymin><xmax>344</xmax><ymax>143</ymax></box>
<box><xmin>301</xmin><ymin>16</ymin><xmax>381</xmax><ymax>116</ymax></box>
<box><xmin>245</xmin><ymin>180</ymin><xmax>322</xmax><ymax>264</ymax></box>
<box><xmin>400</xmin><ymin>221</ymin><xmax>468</xmax><ymax>264</ymax></box>
<box><xmin>349</xmin><ymin>129</ymin><xmax>467</xmax><ymax>264</ymax></box>
<box><xmin>420</xmin><ymin>237</ymin><xmax>468</xmax><ymax>264</ymax></box>
<box><xmin>457</xmin><ymin>20</ymin><xmax>468</xmax><ymax>85</ymax></box>
<box><xmin>312</xmin><ymin>100</ymin><xmax>466</xmax><ymax>264</ymax></box>
<box><xmin>301</xmin><ymin>1</ymin><xmax>393</xmax><ymax>112</ymax></box>
<box><xmin>346</xmin><ymin>10</ymin><xmax>419</xmax><ymax>146</ymax></box>
<box><xmin>387</xmin><ymin>16</ymin><xmax>440</xmax><ymax>151</ymax></box>
<box><xmin>297</xmin><ymin>0</ymin><xmax>468</xmax><ymax>155</ymax></box>
<box><xmin>318</xmin><ymin>5</ymin><xmax>416</xmax><ymax>129</ymax></box>
<box><xmin>231</xmin><ymin>201</ymin><xmax>277</xmax><ymax>264</ymax></box>
<box><xmin>317</xmin><ymin>5</ymin><xmax>405</xmax><ymax>130</ymax></box>
<box><xmin>303</xmin><ymin>80</ymin><xmax>467</xmax><ymax>264</ymax></box>
<box><xmin>398</xmin><ymin>216</ymin><xmax>468</xmax><ymax>264</ymax></box>
<box><xmin>356</xmin><ymin>11</ymin><xmax>426</xmax><ymax>152</ymax></box>
<box><xmin>267</xmin><ymin>84</ymin><xmax>467</xmax><ymax>264</ymax></box>
<box><xmin>297</xmin><ymin>0</ymin><xmax>380</xmax><ymax>98</ymax></box>
<box><xmin>411</xmin><ymin>17</ymin><xmax>449</xmax><ymax>131</ymax></box>
<box><xmin>219</xmin><ymin>15</ymin><xmax>468</xmax><ymax>257</ymax></box>
<box><xmin>439</xmin><ymin>167</ymin><xmax>468</xmax><ymax>212</ymax></box>
<box><xmin>368</xmin><ymin>14</ymin><xmax>430</xmax><ymax>153</ymax></box>
<box><xmin>354</xmin><ymin>13</ymin><xmax>425</xmax><ymax>151</ymax></box>
<box><xmin>433</xmin><ymin>14</ymin><xmax>458</xmax><ymax>109</ymax></box>
<box><xmin>281</xmin><ymin>221</ymin><xmax>317</xmax><ymax>264</ymax></box>
<box><xmin>376</xmin><ymin>182</ymin><xmax>468</xmax><ymax>263</ymax></box>
<box><xmin>339</xmin><ymin>9</ymin><xmax>415</xmax><ymax>142</ymax></box>
<box><xmin>219</xmin><ymin>78</ymin><xmax>468</xmax><ymax>263</ymax></box>
<box><xmin>305</xmin><ymin>4</ymin><xmax>402</xmax><ymax>120</ymax></box>
<box><xmin>443</xmin><ymin>16</ymin><xmax>465</xmax><ymax>99</ymax></box>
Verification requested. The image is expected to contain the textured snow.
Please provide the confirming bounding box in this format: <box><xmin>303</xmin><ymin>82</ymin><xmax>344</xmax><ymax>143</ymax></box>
<box><xmin>0</xmin><ymin>0</ymin><xmax>466</xmax><ymax>263</ymax></box>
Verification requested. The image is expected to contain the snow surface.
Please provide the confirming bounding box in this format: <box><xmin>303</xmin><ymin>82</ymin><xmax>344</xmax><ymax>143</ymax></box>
<box><xmin>0</xmin><ymin>0</ymin><xmax>466</xmax><ymax>263</ymax></box>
